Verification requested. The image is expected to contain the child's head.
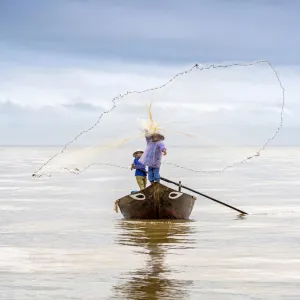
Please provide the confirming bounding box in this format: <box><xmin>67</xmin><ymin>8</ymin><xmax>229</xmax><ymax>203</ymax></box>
<box><xmin>151</xmin><ymin>133</ymin><xmax>165</xmax><ymax>142</ymax></box>
<box><xmin>135</xmin><ymin>152</ymin><xmax>142</xmax><ymax>158</ymax></box>
<box><xmin>133</xmin><ymin>150</ymin><xmax>144</xmax><ymax>158</ymax></box>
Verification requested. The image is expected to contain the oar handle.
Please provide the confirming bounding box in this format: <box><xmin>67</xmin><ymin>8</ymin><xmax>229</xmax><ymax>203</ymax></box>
<box><xmin>160</xmin><ymin>177</ymin><xmax>248</xmax><ymax>215</ymax></box>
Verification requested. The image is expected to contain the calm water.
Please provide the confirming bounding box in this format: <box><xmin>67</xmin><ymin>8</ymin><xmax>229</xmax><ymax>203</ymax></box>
<box><xmin>0</xmin><ymin>147</ymin><xmax>300</xmax><ymax>299</ymax></box>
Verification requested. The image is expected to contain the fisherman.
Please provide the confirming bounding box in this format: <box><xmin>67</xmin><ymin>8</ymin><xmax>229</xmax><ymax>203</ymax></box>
<box><xmin>131</xmin><ymin>149</ymin><xmax>147</xmax><ymax>190</ymax></box>
<box><xmin>139</xmin><ymin>130</ymin><xmax>167</xmax><ymax>184</ymax></box>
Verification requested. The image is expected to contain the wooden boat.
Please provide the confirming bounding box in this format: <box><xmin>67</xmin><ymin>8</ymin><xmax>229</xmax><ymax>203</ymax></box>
<box><xmin>114</xmin><ymin>182</ymin><xmax>196</xmax><ymax>220</ymax></box>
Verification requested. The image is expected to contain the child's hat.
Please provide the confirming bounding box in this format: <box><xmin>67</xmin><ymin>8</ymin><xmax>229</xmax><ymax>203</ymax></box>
<box><xmin>133</xmin><ymin>149</ymin><xmax>144</xmax><ymax>157</ymax></box>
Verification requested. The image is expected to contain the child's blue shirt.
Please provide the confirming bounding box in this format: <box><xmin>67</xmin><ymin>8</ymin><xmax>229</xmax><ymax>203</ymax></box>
<box><xmin>133</xmin><ymin>157</ymin><xmax>147</xmax><ymax>177</ymax></box>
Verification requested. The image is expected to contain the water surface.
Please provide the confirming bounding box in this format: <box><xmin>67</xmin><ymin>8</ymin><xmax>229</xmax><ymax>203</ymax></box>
<box><xmin>0</xmin><ymin>147</ymin><xmax>299</xmax><ymax>299</ymax></box>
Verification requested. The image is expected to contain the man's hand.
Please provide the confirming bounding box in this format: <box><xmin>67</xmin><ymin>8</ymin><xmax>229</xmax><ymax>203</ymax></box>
<box><xmin>143</xmin><ymin>129</ymin><xmax>150</xmax><ymax>136</ymax></box>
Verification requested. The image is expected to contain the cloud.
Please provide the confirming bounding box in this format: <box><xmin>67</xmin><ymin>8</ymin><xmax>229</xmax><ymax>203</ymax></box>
<box><xmin>0</xmin><ymin>100</ymin><xmax>104</xmax><ymax>145</ymax></box>
<box><xmin>0</xmin><ymin>60</ymin><xmax>299</xmax><ymax>146</ymax></box>
<box><xmin>62</xmin><ymin>100</ymin><xmax>103</xmax><ymax>112</ymax></box>
<box><xmin>0</xmin><ymin>1</ymin><xmax>299</xmax><ymax>147</ymax></box>
<box><xmin>1</xmin><ymin>0</ymin><xmax>300</xmax><ymax>63</ymax></box>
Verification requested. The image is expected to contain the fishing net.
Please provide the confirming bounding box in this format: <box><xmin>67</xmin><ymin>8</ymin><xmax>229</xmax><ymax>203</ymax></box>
<box><xmin>32</xmin><ymin>61</ymin><xmax>285</xmax><ymax>178</ymax></box>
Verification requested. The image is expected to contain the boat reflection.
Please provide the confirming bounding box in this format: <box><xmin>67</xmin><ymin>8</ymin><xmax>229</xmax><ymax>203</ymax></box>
<box><xmin>112</xmin><ymin>220</ymin><xmax>196</xmax><ymax>300</ymax></box>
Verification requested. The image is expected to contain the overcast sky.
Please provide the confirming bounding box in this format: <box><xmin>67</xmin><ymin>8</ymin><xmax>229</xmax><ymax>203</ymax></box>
<box><xmin>0</xmin><ymin>0</ymin><xmax>299</xmax><ymax>146</ymax></box>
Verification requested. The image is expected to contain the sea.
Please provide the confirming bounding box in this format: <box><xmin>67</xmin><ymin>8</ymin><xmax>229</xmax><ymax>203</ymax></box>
<box><xmin>0</xmin><ymin>146</ymin><xmax>299</xmax><ymax>300</ymax></box>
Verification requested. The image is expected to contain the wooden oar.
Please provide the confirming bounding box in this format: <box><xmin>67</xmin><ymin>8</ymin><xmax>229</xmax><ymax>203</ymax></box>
<box><xmin>131</xmin><ymin>168</ymin><xmax>247</xmax><ymax>215</ymax></box>
<box><xmin>160</xmin><ymin>176</ymin><xmax>248</xmax><ymax>215</ymax></box>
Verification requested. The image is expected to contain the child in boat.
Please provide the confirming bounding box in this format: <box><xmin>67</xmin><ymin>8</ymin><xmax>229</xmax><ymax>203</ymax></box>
<box><xmin>131</xmin><ymin>149</ymin><xmax>147</xmax><ymax>190</ymax></box>
<box><xmin>139</xmin><ymin>130</ymin><xmax>167</xmax><ymax>184</ymax></box>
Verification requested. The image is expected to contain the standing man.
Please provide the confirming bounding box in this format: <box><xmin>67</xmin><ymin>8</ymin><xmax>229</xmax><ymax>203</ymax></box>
<box><xmin>139</xmin><ymin>130</ymin><xmax>167</xmax><ymax>184</ymax></box>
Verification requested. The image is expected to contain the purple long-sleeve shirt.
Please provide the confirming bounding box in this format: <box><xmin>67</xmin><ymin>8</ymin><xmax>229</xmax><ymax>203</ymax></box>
<box><xmin>139</xmin><ymin>136</ymin><xmax>166</xmax><ymax>168</ymax></box>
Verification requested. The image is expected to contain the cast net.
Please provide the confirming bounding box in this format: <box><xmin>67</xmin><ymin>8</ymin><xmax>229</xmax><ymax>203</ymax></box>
<box><xmin>32</xmin><ymin>61</ymin><xmax>285</xmax><ymax>178</ymax></box>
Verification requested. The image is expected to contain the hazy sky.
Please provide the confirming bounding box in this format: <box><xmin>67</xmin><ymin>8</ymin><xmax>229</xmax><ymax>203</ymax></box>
<box><xmin>0</xmin><ymin>0</ymin><xmax>299</xmax><ymax>146</ymax></box>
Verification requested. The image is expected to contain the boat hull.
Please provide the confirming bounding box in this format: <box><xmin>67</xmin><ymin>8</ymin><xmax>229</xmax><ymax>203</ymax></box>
<box><xmin>115</xmin><ymin>183</ymin><xmax>196</xmax><ymax>220</ymax></box>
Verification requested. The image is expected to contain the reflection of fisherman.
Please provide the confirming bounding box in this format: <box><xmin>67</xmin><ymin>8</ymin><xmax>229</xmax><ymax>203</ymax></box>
<box><xmin>112</xmin><ymin>221</ymin><xmax>193</xmax><ymax>300</ymax></box>
<box><xmin>139</xmin><ymin>130</ymin><xmax>167</xmax><ymax>184</ymax></box>
<box><xmin>131</xmin><ymin>150</ymin><xmax>147</xmax><ymax>190</ymax></box>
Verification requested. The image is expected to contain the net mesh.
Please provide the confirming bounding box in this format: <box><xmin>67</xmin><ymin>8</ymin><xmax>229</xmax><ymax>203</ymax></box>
<box><xmin>32</xmin><ymin>60</ymin><xmax>285</xmax><ymax>178</ymax></box>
